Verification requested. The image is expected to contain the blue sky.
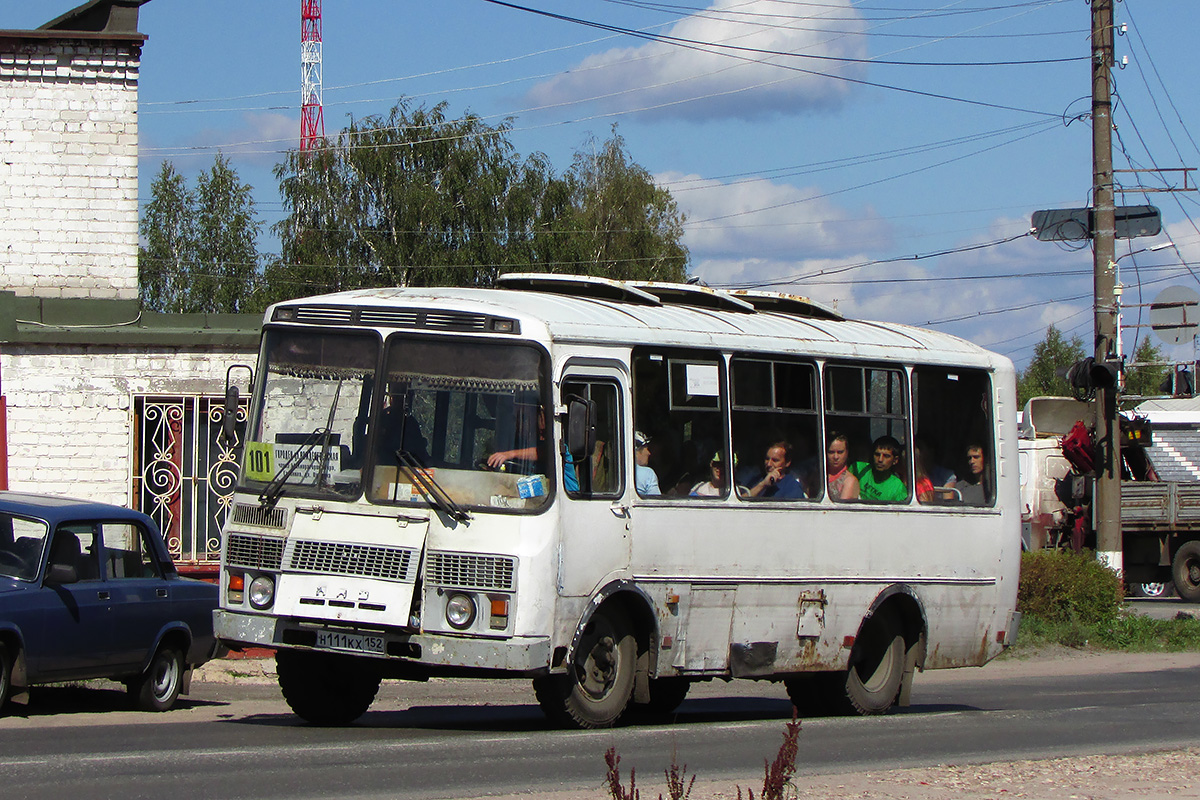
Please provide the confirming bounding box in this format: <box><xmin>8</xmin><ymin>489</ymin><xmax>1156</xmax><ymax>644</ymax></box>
<box><xmin>6</xmin><ymin>0</ymin><xmax>1200</xmax><ymax>370</ymax></box>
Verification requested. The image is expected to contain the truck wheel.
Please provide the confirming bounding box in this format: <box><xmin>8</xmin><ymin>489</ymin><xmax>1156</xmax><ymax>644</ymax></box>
<box><xmin>533</xmin><ymin>606</ymin><xmax>635</xmax><ymax>728</ymax></box>
<box><xmin>132</xmin><ymin>646</ymin><xmax>183</xmax><ymax>712</ymax></box>
<box><xmin>276</xmin><ymin>650</ymin><xmax>381</xmax><ymax>725</ymax></box>
<box><xmin>1172</xmin><ymin>541</ymin><xmax>1200</xmax><ymax>602</ymax></box>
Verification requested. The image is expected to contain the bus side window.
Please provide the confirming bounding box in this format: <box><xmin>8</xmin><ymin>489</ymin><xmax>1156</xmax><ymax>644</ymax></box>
<box><xmin>824</xmin><ymin>363</ymin><xmax>910</xmax><ymax>504</ymax></box>
<box><xmin>913</xmin><ymin>367</ymin><xmax>995</xmax><ymax>506</ymax></box>
<box><xmin>632</xmin><ymin>350</ymin><xmax>725</xmax><ymax>498</ymax></box>
<box><xmin>730</xmin><ymin>357</ymin><xmax>819</xmax><ymax>501</ymax></box>
<box><xmin>562</xmin><ymin>379</ymin><xmax>623</xmax><ymax>497</ymax></box>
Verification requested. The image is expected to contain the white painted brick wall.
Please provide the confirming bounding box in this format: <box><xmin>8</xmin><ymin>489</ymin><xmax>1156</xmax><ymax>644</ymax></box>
<box><xmin>1</xmin><ymin>346</ymin><xmax>255</xmax><ymax>506</ymax></box>
<box><xmin>0</xmin><ymin>40</ymin><xmax>140</xmax><ymax>300</ymax></box>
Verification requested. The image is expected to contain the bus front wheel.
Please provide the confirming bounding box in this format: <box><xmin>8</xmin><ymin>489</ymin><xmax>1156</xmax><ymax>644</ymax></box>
<box><xmin>276</xmin><ymin>650</ymin><xmax>381</xmax><ymax>725</ymax></box>
<box><xmin>1172</xmin><ymin>541</ymin><xmax>1200</xmax><ymax>602</ymax></box>
<box><xmin>533</xmin><ymin>607</ymin><xmax>636</xmax><ymax>728</ymax></box>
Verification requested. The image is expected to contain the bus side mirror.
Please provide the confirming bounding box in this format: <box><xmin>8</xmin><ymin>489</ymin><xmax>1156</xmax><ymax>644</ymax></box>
<box><xmin>565</xmin><ymin>396</ymin><xmax>596</xmax><ymax>461</ymax></box>
<box><xmin>221</xmin><ymin>364</ymin><xmax>253</xmax><ymax>445</ymax></box>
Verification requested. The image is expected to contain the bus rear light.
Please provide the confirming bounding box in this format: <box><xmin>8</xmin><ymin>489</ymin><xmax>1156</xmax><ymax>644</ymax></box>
<box><xmin>842</xmin><ymin>635</ymin><xmax>856</xmax><ymax>649</ymax></box>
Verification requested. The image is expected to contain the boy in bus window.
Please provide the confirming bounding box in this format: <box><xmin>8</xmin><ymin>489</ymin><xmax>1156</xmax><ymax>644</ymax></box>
<box><xmin>954</xmin><ymin>443</ymin><xmax>991</xmax><ymax>505</ymax></box>
<box><xmin>746</xmin><ymin>441</ymin><xmax>806</xmax><ymax>499</ymax></box>
<box><xmin>851</xmin><ymin>435</ymin><xmax>907</xmax><ymax>503</ymax></box>
<box><xmin>634</xmin><ymin>431</ymin><xmax>661</xmax><ymax>496</ymax></box>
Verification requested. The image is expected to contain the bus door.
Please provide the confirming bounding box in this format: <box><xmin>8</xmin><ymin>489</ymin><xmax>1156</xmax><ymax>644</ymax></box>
<box><xmin>556</xmin><ymin>369</ymin><xmax>629</xmax><ymax>597</ymax></box>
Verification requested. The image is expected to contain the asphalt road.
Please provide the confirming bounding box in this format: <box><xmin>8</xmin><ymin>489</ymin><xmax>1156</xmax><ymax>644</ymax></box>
<box><xmin>2</xmin><ymin>651</ymin><xmax>1199</xmax><ymax>800</ymax></box>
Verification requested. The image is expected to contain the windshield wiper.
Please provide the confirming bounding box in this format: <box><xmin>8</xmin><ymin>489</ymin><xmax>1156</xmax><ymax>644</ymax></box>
<box><xmin>395</xmin><ymin>448</ymin><xmax>470</xmax><ymax>524</ymax></box>
<box><xmin>259</xmin><ymin>427</ymin><xmax>330</xmax><ymax>509</ymax></box>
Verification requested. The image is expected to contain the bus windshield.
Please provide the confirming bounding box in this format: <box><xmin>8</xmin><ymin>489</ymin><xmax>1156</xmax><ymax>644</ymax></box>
<box><xmin>240</xmin><ymin>329</ymin><xmax>379</xmax><ymax>501</ymax></box>
<box><xmin>367</xmin><ymin>336</ymin><xmax>551</xmax><ymax>513</ymax></box>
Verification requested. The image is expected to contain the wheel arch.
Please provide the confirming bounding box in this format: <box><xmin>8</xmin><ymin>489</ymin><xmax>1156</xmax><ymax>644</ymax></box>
<box><xmin>568</xmin><ymin>580</ymin><xmax>658</xmax><ymax>701</ymax></box>
<box><xmin>863</xmin><ymin>583</ymin><xmax>928</xmax><ymax>668</ymax></box>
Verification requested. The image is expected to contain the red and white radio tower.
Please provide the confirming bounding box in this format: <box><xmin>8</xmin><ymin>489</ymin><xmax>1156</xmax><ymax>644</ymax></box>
<box><xmin>300</xmin><ymin>0</ymin><xmax>323</xmax><ymax>151</ymax></box>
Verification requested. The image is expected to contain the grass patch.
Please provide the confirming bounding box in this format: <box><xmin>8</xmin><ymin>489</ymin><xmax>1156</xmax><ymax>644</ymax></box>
<box><xmin>1009</xmin><ymin>610</ymin><xmax>1200</xmax><ymax>654</ymax></box>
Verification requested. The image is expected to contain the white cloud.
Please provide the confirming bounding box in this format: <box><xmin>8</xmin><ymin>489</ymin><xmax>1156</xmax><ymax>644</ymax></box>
<box><xmin>666</xmin><ymin>170</ymin><xmax>890</xmax><ymax>263</ymax></box>
<box><xmin>527</xmin><ymin>0</ymin><xmax>867</xmax><ymax>122</ymax></box>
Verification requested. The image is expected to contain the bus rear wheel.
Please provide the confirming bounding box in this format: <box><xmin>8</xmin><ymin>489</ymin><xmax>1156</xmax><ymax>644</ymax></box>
<box><xmin>276</xmin><ymin>650</ymin><xmax>382</xmax><ymax>725</ymax></box>
<box><xmin>534</xmin><ymin>607</ymin><xmax>636</xmax><ymax>728</ymax></box>
<box><xmin>844</xmin><ymin>612</ymin><xmax>906</xmax><ymax>715</ymax></box>
<box><xmin>1172</xmin><ymin>541</ymin><xmax>1200</xmax><ymax>603</ymax></box>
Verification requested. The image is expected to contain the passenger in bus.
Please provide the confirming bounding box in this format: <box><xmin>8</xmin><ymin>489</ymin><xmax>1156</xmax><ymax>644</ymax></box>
<box><xmin>913</xmin><ymin>444</ymin><xmax>935</xmax><ymax>504</ymax></box>
<box><xmin>850</xmin><ymin>436</ymin><xmax>907</xmax><ymax>503</ymax></box>
<box><xmin>634</xmin><ymin>431</ymin><xmax>662</xmax><ymax>496</ymax></box>
<box><xmin>746</xmin><ymin>441</ymin><xmax>806</xmax><ymax>499</ymax></box>
<box><xmin>825</xmin><ymin>433</ymin><xmax>859</xmax><ymax>501</ymax></box>
<box><xmin>915</xmin><ymin>436</ymin><xmax>956</xmax><ymax>488</ymax></box>
<box><xmin>487</xmin><ymin>405</ymin><xmax>544</xmax><ymax>469</ymax></box>
<box><xmin>689</xmin><ymin>452</ymin><xmax>726</xmax><ymax>497</ymax></box>
<box><xmin>954</xmin><ymin>443</ymin><xmax>991</xmax><ymax>505</ymax></box>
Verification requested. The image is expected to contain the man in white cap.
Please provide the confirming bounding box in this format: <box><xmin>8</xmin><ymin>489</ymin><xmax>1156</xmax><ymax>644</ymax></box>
<box><xmin>634</xmin><ymin>431</ymin><xmax>661</xmax><ymax>496</ymax></box>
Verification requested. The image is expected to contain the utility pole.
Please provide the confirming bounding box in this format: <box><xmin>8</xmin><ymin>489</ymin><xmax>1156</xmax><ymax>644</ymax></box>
<box><xmin>1092</xmin><ymin>0</ymin><xmax>1122</xmax><ymax>573</ymax></box>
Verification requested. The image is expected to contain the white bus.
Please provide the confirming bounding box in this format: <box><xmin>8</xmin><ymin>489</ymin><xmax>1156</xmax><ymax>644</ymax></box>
<box><xmin>214</xmin><ymin>274</ymin><xmax>1021</xmax><ymax>727</ymax></box>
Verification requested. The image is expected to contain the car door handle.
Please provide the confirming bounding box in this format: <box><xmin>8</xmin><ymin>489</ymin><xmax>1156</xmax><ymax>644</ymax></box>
<box><xmin>157</xmin><ymin>588</ymin><xmax>168</xmax><ymax>598</ymax></box>
<box><xmin>97</xmin><ymin>591</ymin><xmax>110</xmax><ymax>601</ymax></box>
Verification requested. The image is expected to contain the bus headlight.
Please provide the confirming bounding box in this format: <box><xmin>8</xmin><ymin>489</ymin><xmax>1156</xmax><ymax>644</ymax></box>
<box><xmin>445</xmin><ymin>593</ymin><xmax>477</xmax><ymax>629</ymax></box>
<box><xmin>248</xmin><ymin>575</ymin><xmax>276</xmax><ymax>609</ymax></box>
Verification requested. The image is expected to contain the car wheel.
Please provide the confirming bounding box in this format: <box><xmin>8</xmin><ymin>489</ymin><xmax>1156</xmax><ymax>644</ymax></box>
<box><xmin>0</xmin><ymin>642</ymin><xmax>13</xmax><ymax>713</ymax></box>
<box><xmin>1129</xmin><ymin>581</ymin><xmax>1170</xmax><ymax>599</ymax></box>
<box><xmin>132</xmin><ymin>646</ymin><xmax>183</xmax><ymax>712</ymax></box>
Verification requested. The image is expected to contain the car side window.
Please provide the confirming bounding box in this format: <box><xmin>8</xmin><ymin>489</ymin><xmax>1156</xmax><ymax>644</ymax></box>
<box><xmin>101</xmin><ymin>522</ymin><xmax>162</xmax><ymax>580</ymax></box>
<box><xmin>50</xmin><ymin>525</ymin><xmax>101</xmax><ymax>582</ymax></box>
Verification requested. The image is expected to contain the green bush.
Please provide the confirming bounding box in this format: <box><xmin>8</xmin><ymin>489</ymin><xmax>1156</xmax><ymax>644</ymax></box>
<box><xmin>1017</xmin><ymin>549</ymin><xmax>1124</xmax><ymax>626</ymax></box>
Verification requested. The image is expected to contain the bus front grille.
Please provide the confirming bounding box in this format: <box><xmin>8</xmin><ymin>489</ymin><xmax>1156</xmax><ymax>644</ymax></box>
<box><xmin>425</xmin><ymin>551</ymin><xmax>517</xmax><ymax>592</ymax></box>
<box><xmin>231</xmin><ymin>503</ymin><xmax>288</xmax><ymax>529</ymax></box>
<box><xmin>289</xmin><ymin>540</ymin><xmax>416</xmax><ymax>581</ymax></box>
<box><xmin>226</xmin><ymin>533</ymin><xmax>286</xmax><ymax>571</ymax></box>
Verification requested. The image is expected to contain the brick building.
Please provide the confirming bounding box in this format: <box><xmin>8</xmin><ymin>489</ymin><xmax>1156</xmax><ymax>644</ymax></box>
<box><xmin>0</xmin><ymin>0</ymin><xmax>259</xmax><ymax>575</ymax></box>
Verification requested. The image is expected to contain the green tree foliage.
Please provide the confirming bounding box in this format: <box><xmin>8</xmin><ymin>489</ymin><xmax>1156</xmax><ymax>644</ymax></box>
<box><xmin>138</xmin><ymin>161</ymin><xmax>192</xmax><ymax>312</ymax></box>
<box><xmin>1123</xmin><ymin>337</ymin><xmax>1168</xmax><ymax>399</ymax></box>
<box><xmin>553</xmin><ymin>128</ymin><xmax>688</xmax><ymax>282</ymax></box>
<box><xmin>1016</xmin><ymin>325</ymin><xmax>1087</xmax><ymax>408</ymax></box>
<box><xmin>266</xmin><ymin>100</ymin><xmax>687</xmax><ymax>304</ymax></box>
<box><xmin>138</xmin><ymin>155</ymin><xmax>262</xmax><ymax>313</ymax></box>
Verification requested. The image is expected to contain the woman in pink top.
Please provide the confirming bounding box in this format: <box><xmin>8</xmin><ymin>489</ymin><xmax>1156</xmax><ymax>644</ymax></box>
<box><xmin>825</xmin><ymin>433</ymin><xmax>859</xmax><ymax>501</ymax></box>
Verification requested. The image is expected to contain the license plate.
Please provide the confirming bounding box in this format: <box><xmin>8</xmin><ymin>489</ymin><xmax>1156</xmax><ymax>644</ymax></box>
<box><xmin>316</xmin><ymin>629</ymin><xmax>385</xmax><ymax>654</ymax></box>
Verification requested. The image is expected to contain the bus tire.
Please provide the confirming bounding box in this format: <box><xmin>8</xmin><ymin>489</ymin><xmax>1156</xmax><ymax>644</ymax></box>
<box><xmin>533</xmin><ymin>607</ymin><xmax>636</xmax><ymax>728</ymax></box>
<box><xmin>844</xmin><ymin>612</ymin><xmax>906</xmax><ymax>715</ymax></box>
<box><xmin>276</xmin><ymin>650</ymin><xmax>381</xmax><ymax>725</ymax></box>
<box><xmin>1172</xmin><ymin>541</ymin><xmax>1200</xmax><ymax>603</ymax></box>
<box><xmin>634</xmin><ymin>677</ymin><xmax>690</xmax><ymax>715</ymax></box>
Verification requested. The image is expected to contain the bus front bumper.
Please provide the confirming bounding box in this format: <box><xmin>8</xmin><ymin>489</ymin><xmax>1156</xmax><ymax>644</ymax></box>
<box><xmin>214</xmin><ymin>609</ymin><xmax>552</xmax><ymax>673</ymax></box>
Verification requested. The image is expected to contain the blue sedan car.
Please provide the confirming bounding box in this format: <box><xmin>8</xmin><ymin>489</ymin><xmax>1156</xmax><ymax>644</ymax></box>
<box><xmin>0</xmin><ymin>492</ymin><xmax>219</xmax><ymax>713</ymax></box>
